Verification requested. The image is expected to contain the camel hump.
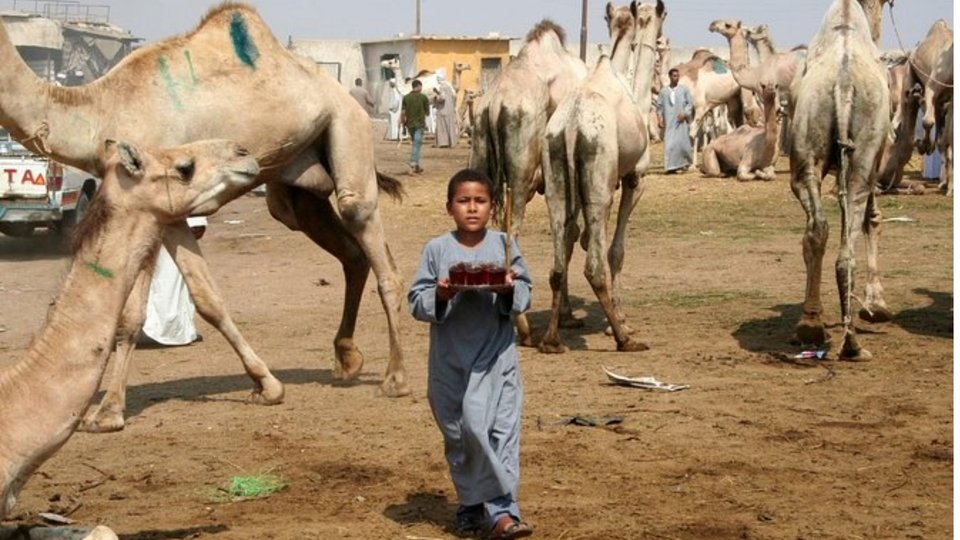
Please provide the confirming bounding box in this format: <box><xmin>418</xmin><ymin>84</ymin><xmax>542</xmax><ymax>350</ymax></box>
<box><xmin>414</xmin><ymin>69</ymin><xmax>434</xmax><ymax>79</ymax></box>
<box><xmin>525</xmin><ymin>19</ymin><xmax>567</xmax><ymax>46</ymax></box>
<box><xmin>376</xmin><ymin>170</ymin><xmax>405</xmax><ymax>202</ymax></box>
<box><xmin>708</xmin><ymin>57</ymin><xmax>728</xmax><ymax>74</ymax></box>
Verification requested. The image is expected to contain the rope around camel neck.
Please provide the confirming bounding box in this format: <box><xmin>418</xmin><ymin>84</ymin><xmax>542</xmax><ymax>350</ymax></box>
<box><xmin>888</xmin><ymin>3</ymin><xmax>954</xmax><ymax>89</ymax></box>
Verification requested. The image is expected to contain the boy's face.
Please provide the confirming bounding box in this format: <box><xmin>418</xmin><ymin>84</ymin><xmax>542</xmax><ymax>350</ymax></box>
<box><xmin>447</xmin><ymin>181</ymin><xmax>493</xmax><ymax>233</ymax></box>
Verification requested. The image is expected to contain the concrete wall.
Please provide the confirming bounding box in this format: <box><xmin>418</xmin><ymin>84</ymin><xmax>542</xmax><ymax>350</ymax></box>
<box><xmin>288</xmin><ymin>38</ymin><xmax>366</xmax><ymax>86</ymax></box>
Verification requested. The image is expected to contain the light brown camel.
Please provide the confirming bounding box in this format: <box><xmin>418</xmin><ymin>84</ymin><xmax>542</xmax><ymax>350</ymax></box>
<box><xmin>0</xmin><ymin>138</ymin><xmax>258</xmax><ymax>539</ymax></box>
<box><xmin>451</xmin><ymin>61</ymin><xmax>471</xmax><ymax>93</ymax></box>
<box><xmin>937</xmin><ymin>97</ymin><xmax>952</xmax><ymax>195</ymax></box>
<box><xmin>909</xmin><ymin>20</ymin><xmax>953</xmax><ymax>156</ymax></box>
<box><xmin>458</xmin><ymin>88</ymin><xmax>480</xmax><ymax>138</ymax></box>
<box><xmin>469</xmin><ymin>18</ymin><xmax>588</xmax><ymax>345</ymax></box>
<box><xmin>789</xmin><ymin>0</ymin><xmax>890</xmax><ymax>359</ymax></box>
<box><xmin>700</xmin><ymin>79</ymin><xmax>782</xmax><ymax>181</ymax></box>
<box><xmin>877</xmin><ymin>75</ymin><xmax>923</xmax><ymax>192</ymax></box>
<box><xmin>539</xmin><ymin>0</ymin><xmax>664</xmax><ymax>353</ymax></box>
<box><xmin>0</xmin><ymin>3</ymin><xmax>410</xmax><ymax>432</ymax></box>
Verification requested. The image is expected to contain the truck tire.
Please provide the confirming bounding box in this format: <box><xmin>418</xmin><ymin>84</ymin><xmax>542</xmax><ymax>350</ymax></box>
<box><xmin>59</xmin><ymin>187</ymin><xmax>92</xmax><ymax>236</ymax></box>
<box><xmin>0</xmin><ymin>222</ymin><xmax>35</xmax><ymax>237</ymax></box>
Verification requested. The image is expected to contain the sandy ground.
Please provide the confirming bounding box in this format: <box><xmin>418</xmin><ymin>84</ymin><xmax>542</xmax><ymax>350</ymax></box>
<box><xmin>0</xmin><ymin>124</ymin><xmax>952</xmax><ymax>539</ymax></box>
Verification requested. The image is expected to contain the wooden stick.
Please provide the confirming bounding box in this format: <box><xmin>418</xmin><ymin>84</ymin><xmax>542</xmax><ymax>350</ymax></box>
<box><xmin>503</xmin><ymin>184</ymin><xmax>512</xmax><ymax>271</ymax></box>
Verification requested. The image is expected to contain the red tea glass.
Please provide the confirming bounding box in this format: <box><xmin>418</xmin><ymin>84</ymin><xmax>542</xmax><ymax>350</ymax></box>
<box><xmin>465</xmin><ymin>264</ymin><xmax>483</xmax><ymax>285</ymax></box>
<box><xmin>488</xmin><ymin>265</ymin><xmax>507</xmax><ymax>285</ymax></box>
<box><xmin>449</xmin><ymin>263</ymin><xmax>467</xmax><ymax>285</ymax></box>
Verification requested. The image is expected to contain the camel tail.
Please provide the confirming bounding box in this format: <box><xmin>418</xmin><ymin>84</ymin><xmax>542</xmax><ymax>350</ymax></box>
<box><xmin>491</xmin><ymin>105</ymin><xmax>512</xmax><ymax>226</ymax></box>
<box><xmin>376</xmin><ymin>169</ymin><xmax>405</xmax><ymax>202</ymax></box>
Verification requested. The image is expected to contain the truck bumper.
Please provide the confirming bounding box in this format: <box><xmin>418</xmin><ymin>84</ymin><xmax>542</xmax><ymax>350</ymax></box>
<box><xmin>0</xmin><ymin>202</ymin><xmax>62</xmax><ymax>223</ymax></box>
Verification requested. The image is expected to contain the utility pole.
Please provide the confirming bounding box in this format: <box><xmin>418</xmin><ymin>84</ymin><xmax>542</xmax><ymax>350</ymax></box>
<box><xmin>416</xmin><ymin>0</ymin><xmax>422</xmax><ymax>35</ymax></box>
<box><xmin>579</xmin><ymin>0</ymin><xmax>588</xmax><ymax>61</ymax></box>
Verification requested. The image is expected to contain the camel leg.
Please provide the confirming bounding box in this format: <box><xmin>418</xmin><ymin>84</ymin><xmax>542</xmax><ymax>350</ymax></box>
<box><xmin>736</xmin><ymin>161</ymin><xmax>758</xmax><ymax>182</ymax></box>
<box><xmin>581</xmin><ymin>156</ymin><xmax>647</xmax><ymax>352</ymax></box>
<box><xmin>77</xmin><ymin>261</ymin><xmax>155</xmax><ymax>433</ymax></box>
<box><xmin>699</xmin><ymin>144</ymin><xmax>722</xmax><ymax>177</ymax></box>
<box><xmin>755</xmin><ymin>166</ymin><xmax>776</xmax><ymax>181</ymax></box>
<box><xmin>538</xmin><ymin>133</ymin><xmax>577</xmax><ymax>354</ymax></box>
<box><xmin>276</xmin><ymin>185</ymin><xmax>373</xmax><ymax>381</ymax></box>
<box><xmin>0</xmin><ymin>525</ymin><xmax>118</xmax><ymax>539</ymax></box>
<box><xmin>835</xmin><ymin>165</ymin><xmax>874</xmax><ymax>361</ymax></box>
<box><xmin>606</xmin><ymin>172</ymin><xmax>646</xmax><ymax>336</ymax></box>
<box><xmin>167</xmin><ymin>221</ymin><xmax>285</xmax><ymax>402</ymax></box>
<box><xmin>323</xmin><ymin>118</ymin><xmax>409</xmax><ymax>398</ymax></box>
<box><xmin>790</xmin><ymin>156</ymin><xmax>829</xmax><ymax>346</ymax></box>
<box><xmin>858</xmin><ymin>192</ymin><xmax>892</xmax><ymax>324</ymax></box>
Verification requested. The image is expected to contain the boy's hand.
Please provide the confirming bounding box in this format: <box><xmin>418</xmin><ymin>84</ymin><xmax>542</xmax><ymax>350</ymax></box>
<box><xmin>491</xmin><ymin>272</ymin><xmax>516</xmax><ymax>295</ymax></box>
<box><xmin>437</xmin><ymin>278</ymin><xmax>457</xmax><ymax>301</ymax></box>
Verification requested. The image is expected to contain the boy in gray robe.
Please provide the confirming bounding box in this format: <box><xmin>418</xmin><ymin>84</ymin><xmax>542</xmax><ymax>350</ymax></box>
<box><xmin>409</xmin><ymin>169</ymin><xmax>534</xmax><ymax>539</ymax></box>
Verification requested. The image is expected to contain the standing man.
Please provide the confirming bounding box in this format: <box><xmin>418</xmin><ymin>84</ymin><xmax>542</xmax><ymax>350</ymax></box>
<box><xmin>385</xmin><ymin>79</ymin><xmax>404</xmax><ymax>141</ymax></box>
<box><xmin>432</xmin><ymin>74</ymin><xmax>459</xmax><ymax>148</ymax></box>
<box><xmin>401</xmin><ymin>79</ymin><xmax>430</xmax><ymax>174</ymax></box>
<box><xmin>656</xmin><ymin>68</ymin><xmax>695</xmax><ymax>173</ymax></box>
<box><xmin>349</xmin><ymin>77</ymin><xmax>375</xmax><ymax>116</ymax></box>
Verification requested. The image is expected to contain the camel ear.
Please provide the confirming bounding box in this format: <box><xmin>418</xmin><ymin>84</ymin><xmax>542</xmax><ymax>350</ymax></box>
<box><xmin>656</xmin><ymin>0</ymin><xmax>665</xmax><ymax>19</ymax></box>
<box><xmin>605</xmin><ymin>2</ymin><xmax>614</xmax><ymax>21</ymax></box>
<box><xmin>630</xmin><ymin>1</ymin><xmax>638</xmax><ymax>17</ymax></box>
<box><xmin>116</xmin><ymin>141</ymin><xmax>145</xmax><ymax>177</ymax></box>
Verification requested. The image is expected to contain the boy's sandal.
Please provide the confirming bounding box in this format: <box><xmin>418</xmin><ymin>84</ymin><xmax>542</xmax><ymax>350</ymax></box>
<box><xmin>489</xmin><ymin>515</ymin><xmax>533</xmax><ymax>540</ymax></box>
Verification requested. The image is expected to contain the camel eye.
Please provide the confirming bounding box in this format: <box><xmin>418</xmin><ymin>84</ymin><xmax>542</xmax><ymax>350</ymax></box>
<box><xmin>175</xmin><ymin>159</ymin><xmax>195</xmax><ymax>181</ymax></box>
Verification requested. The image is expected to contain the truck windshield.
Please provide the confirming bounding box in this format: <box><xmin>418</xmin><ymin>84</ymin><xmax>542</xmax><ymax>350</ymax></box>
<box><xmin>0</xmin><ymin>129</ymin><xmax>32</xmax><ymax>157</ymax></box>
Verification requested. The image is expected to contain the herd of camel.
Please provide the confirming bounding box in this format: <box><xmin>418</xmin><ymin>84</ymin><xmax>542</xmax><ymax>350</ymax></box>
<box><xmin>0</xmin><ymin>0</ymin><xmax>952</xmax><ymax>537</ymax></box>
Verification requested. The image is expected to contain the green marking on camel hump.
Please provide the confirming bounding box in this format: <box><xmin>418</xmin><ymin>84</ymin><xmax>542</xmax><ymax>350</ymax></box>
<box><xmin>184</xmin><ymin>50</ymin><xmax>199</xmax><ymax>85</ymax></box>
<box><xmin>230</xmin><ymin>12</ymin><xmax>260</xmax><ymax>68</ymax></box>
<box><xmin>157</xmin><ymin>57</ymin><xmax>185</xmax><ymax>111</ymax></box>
<box><xmin>711</xmin><ymin>58</ymin><xmax>728</xmax><ymax>74</ymax></box>
<box><xmin>86</xmin><ymin>262</ymin><xmax>114</xmax><ymax>279</ymax></box>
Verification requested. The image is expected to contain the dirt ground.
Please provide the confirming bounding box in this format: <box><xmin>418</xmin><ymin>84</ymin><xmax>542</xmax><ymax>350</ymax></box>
<box><xmin>0</xmin><ymin>122</ymin><xmax>952</xmax><ymax>540</ymax></box>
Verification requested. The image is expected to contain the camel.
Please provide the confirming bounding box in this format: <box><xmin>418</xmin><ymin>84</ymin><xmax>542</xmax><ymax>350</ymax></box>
<box><xmin>877</xmin><ymin>77</ymin><xmax>923</xmax><ymax>192</ymax></box>
<box><xmin>457</xmin><ymin>89</ymin><xmax>480</xmax><ymax>138</ymax></box>
<box><xmin>909</xmin><ymin>21</ymin><xmax>953</xmax><ymax>157</ymax></box>
<box><xmin>538</xmin><ymin>0</ymin><xmax>664</xmax><ymax>353</ymax></box>
<box><xmin>789</xmin><ymin>0</ymin><xmax>890</xmax><ymax>360</ymax></box>
<box><xmin>451</xmin><ymin>61</ymin><xmax>471</xmax><ymax>93</ymax></box>
<box><xmin>380</xmin><ymin>57</ymin><xmax>441</xmax><ymax>97</ymax></box>
<box><xmin>0</xmin><ymin>138</ymin><xmax>259</xmax><ymax>539</ymax></box>
<box><xmin>669</xmin><ymin>47</ymin><xmax>758</xmax><ymax>165</ymax></box>
<box><xmin>700</xmin><ymin>79</ymin><xmax>783</xmax><ymax>181</ymax></box>
<box><xmin>469</xmin><ymin>18</ymin><xmax>588</xmax><ymax>345</ymax></box>
<box><xmin>0</xmin><ymin>3</ymin><xmax>410</xmax><ymax>432</ymax></box>
<box><xmin>937</xmin><ymin>98</ymin><xmax>952</xmax><ymax>195</ymax></box>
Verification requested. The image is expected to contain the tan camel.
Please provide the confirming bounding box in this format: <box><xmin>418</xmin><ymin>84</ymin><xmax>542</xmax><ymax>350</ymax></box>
<box><xmin>937</xmin><ymin>97</ymin><xmax>952</xmax><ymax>195</ymax></box>
<box><xmin>539</xmin><ymin>0</ymin><xmax>664</xmax><ymax>353</ymax></box>
<box><xmin>0</xmin><ymin>139</ymin><xmax>258</xmax><ymax>539</ymax></box>
<box><xmin>451</xmin><ymin>61</ymin><xmax>471</xmax><ymax>93</ymax></box>
<box><xmin>789</xmin><ymin>0</ymin><xmax>890</xmax><ymax>359</ymax></box>
<box><xmin>877</xmin><ymin>75</ymin><xmax>923</xmax><ymax>192</ymax></box>
<box><xmin>700</xmin><ymin>79</ymin><xmax>782</xmax><ymax>181</ymax></box>
<box><xmin>0</xmin><ymin>3</ymin><xmax>410</xmax><ymax>432</ymax></box>
<box><xmin>458</xmin><ymin>89</ymin><xmax>480</xmax><ymax>138</ymax></box>
<box><xmin>909</xmin><ymin>20</ymin><xmax>953</xmax><ymax>156</ymax></box>
<box><xmin>469</xmin><ymin>18</ymin><xmax>588</xmax><ymax>345</ymax></box>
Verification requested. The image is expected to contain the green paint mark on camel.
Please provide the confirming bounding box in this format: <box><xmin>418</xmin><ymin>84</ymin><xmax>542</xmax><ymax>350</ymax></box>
<box><xmin>230</xmin><ymin>12</ymin><xmax>259</xmax><ymax>69</ymax></box>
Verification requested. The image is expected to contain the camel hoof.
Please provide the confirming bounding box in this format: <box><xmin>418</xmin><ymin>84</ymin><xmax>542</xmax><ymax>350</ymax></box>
<box><xmin>538</xmin><ymin>341</ymin><xmax>569</xmax><ymax>354</ymax></box>
<box><xmin>795</xmin><ymin>319</ymin><xmax>827</xmax><ymax>347</ymax></box>
<box><xmin>617</xmin><ymin>339</ymin><xmax>650</xmax><ymax>352</ymax></box>
<box><xmin>248</xmin><ymin>384</ymin><xmax>285</xmax><ymax>406</ymax></box>
<box><xmin>517</xmin><ymin>335</ymin><xmax>536</xmax><ymax>348</ymax></box>
<box><xmin>334</xmin><ymin>348</ymin><xmax>365</xmax><ymax>380</ymax></box>
<box><xmin>859</xmin><ymin>305</ymin><xmax>893</xmax><ymax>324</ymax></box>
<box><xmin>839</xmin><ymin>345</ymin><xmax>873</xmax><ymax>362</ymax></box>
<box><xmin>77</xmin><ymin>411</ymin><xmax>125</xmax><ymax>434</ymax></box>
<box><xmin>378</xmin><ymin>376</ymin><xmax>412</xmax><ymax>398</ymax></box>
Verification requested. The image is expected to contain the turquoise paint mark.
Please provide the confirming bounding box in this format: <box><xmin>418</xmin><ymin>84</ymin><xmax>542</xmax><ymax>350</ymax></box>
<box><xmin>711</xmin><ymin>59</ymin><xmax>728</xmax><ymax>74</ymax></box>
<box><xmin>86</xmin><ymin>262</ymin><xmax>115</xmax><ymax>279</ymax></box>
<box><xmin>230</xmin><ymin>12</ymin><xmax>259</xmax><ymax>68</ymax></box>
<box><xmin>157</xmin><ymin>57</ymin><xmax>185</xmax><ymax>112</ymax></box>
<box><xmin>184</xmin><ymin>50</ymin><xmax>199</xmax><ymax>85</ymax></box>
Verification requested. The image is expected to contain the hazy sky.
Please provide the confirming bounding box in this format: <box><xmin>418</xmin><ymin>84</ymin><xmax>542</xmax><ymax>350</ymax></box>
<box><xmin>86</xmin><ymin>0</ymin><xmax>952</xmax><ymax>51</ymax></box>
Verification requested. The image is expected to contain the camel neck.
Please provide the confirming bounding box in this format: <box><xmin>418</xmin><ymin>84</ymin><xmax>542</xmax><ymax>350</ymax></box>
<box><xmin>0</xmin><ymin>209</ymin><xmax>160</xmax><ymax>505</ymax></box>
<box><xmin>0</xmin><ymin>20</ymin><xmax>103</xmax><ymax>175</ymax></box>
<box><xmin>752</xmin><ymin>39</ymin><xmax>776</xmax><ymax>63</ymax></box>
<box><xmin>725</xmin><ymin>31</ymin><xmax>756</xmax><ymax>87</ymax></box>
<box><xmin>760</xmin><ymin>95</ymin><xmax>781</xmax><ymax>163</ymax></box>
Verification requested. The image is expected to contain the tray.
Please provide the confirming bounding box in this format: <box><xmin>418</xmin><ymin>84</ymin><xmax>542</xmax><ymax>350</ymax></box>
<box><xmin>450</xmin><ymin>283</ymin><xmax>510</xmax><ymax>291</ymax></box>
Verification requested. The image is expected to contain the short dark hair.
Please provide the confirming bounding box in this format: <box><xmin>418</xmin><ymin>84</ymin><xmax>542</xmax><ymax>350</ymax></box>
<box><xmin>354</xmin><ymin>78</ymin><xmax>363</xmax><ymax>86</ymax></box>
<box><xmin>446</xmin><ymin>168</ymin><xmax>500</xmax><ymax>209</ymax></box>
<box><xmin>668</xmin><ymin>68</ymin><xmax>679</xmax><ymax>76</ymax></box>
<box><xmin>412</xmin><ymin>79</ymin><xmax>423</xmax><ymax>89</ymax></box>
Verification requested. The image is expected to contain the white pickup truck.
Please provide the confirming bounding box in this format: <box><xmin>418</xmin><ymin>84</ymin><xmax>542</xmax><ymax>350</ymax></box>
<box><xmin>0</xmin><ymin>128</ymin><xmax>99</xmax><ymax>237</ymax></box>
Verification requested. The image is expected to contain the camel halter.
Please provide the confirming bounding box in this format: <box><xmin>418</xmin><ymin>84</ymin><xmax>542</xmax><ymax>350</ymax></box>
<box><xmin>888</xmin><ymin>3</ymin><xmax>954</xmax><ymax>89</ymax></box>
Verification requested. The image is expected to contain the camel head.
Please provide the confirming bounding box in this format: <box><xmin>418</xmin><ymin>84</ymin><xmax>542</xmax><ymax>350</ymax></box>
<box><xmin>98</xmin><ymin>139</ymin><xmax>259</xmax><ymax>222</ymax></box>
<box><xmin>605</xmin><ymin>2</ymin><xmax>639</xmax><ymax>56</ymax></box>
<box><xmin>656</xmin><ymin>36</ymin><xmax>671</xmax><ymax>53</ymax></box>
<box><xmin>636</xmin><ymin>0</ymin><xmax>667</xmax><ymax>37</ymax></box>
<box><xmin>454</xmin><ymin>62</ymin><xmax>472</xmax><ymax>73</ymax></box>
<box><xmin>744</xmin><ymin>24</ymin><xmax>770</xmax><ymax>45</ymax></box>
<box><xmin>708</xmin><ymin>19</ymin><xmax>742</xmax><ymax>40</ymax></box>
